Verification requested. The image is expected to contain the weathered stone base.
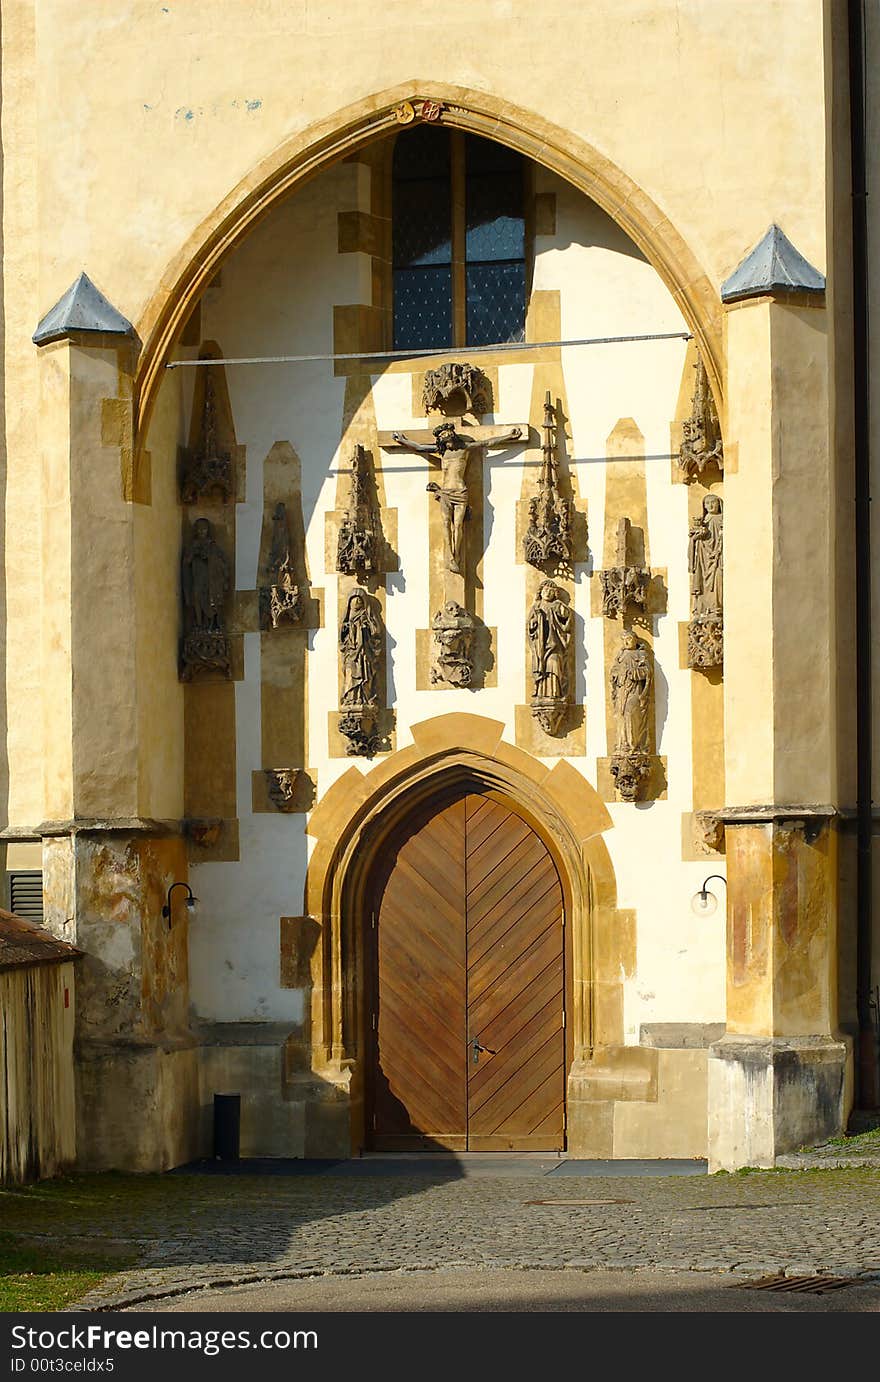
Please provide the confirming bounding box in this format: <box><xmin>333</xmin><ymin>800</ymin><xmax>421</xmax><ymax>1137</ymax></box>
<box><xmin>197</xmin><ymin>1024</ymin><xmax>352</xmax><ymax>1159</ymax></box>
<box><xmin>707</xmin><ymin>1034</ymin><xmax>851</xmax><ymax>1172</ymax></box>
<box><xmin>567</xmin><ymin>1044</ymin><xmax>709</xmax><ymax>1159</ymax></box>
<box><xmin>75</xmin><ymin>1041</ymin><xmax>200</xmax><ymax>1172</ymax></box>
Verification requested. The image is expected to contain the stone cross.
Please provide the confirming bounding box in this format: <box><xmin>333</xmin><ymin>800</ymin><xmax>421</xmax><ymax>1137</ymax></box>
<box><xmin>379</xmin><ymin>422</ymin><xmax>527</xmax><ymax>575</ymax></box>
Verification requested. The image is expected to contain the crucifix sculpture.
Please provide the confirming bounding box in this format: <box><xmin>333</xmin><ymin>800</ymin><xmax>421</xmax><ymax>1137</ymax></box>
<box><xmin>389</xmin><ymin>420</ymin><xmax>524</xmax><ymax>574</ymax></box>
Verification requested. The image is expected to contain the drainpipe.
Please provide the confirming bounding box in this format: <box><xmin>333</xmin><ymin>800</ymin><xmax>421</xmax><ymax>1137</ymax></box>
<box><xmin>849</xmin><ymin>0</ymin><xmax>880</xmax><ymax>1110</ymax></box>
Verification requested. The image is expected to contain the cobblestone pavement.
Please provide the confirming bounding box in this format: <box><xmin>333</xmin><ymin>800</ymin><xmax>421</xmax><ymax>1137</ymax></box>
<box><xmin>70</xmin><ymin>1163</ymin><xmax>880</xmax><ymax>1311</ymax></box>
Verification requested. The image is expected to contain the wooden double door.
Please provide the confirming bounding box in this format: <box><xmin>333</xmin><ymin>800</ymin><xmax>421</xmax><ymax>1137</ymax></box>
<box><xmin>367</xmin><ymin>791</ymin><xmax>566</xmax><ymax>1151</ymax></box>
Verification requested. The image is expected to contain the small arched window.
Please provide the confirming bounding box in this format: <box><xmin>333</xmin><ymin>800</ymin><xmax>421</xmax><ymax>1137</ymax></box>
<box><xmin>392</xmin><ymin>127</ymin><xmax>526</xmax><ymax>351</ymax></box>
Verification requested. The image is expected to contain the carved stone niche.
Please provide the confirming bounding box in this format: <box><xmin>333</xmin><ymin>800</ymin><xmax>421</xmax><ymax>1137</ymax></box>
<box><xmin>679</xmin><ymin>353</ymin><xmax>723</xmax><ymax>484</ymax></box>
<box><xmin>687</xmin><ymin>495</ymin><xmax>723</xmax><ymax>669</ymax></box>
<box><xmin>339</xmin><ymin>589</ymin><xmax>385</xmax><ymax>757</ymax></box>
<box><xmin>610</xmin><ymin>753</ymin><xmax>652</xmax><ymax>803</ymax></box>
<box><xmin>259</xmin><ymin>503</ymin><xmax>303</xmax><ymax>631</ymax></box>
<box><xmin>264</xmin><ymin>767</ymin><xmax>300</xmax><ymax>812</ymax></box>
<box><xmin>431</xmin><ymin>601</ymin><xmax>476</xmax><ymax>687</ymax></box>
<box><xmin>185</xmin><ymin>818</ymin><xmax>223</xmax><ymax>848</ymax></box>
<box><xmin>336</xmin><ymin>444</ymin><xmax>380</xmax><ymax>576</ymax></box>
<box><xmin>180</xmin><ymin>368</ymin><xmax>234</xmax><ymax>504</ymax></box>
<box><xmin>523</xmin><ymin>392</ymin><xmax>572</xmax><ymax>568</ymax></box>
<box><xmin>609</xmin><ymin>631</ymin><xmax>654</xmax><ymax>803</ymax></box>
<box><xmin>422</xmin><ymin>362</ymin><xmax>491</xmax><ymax>419</ymax></box>
<box><xmin>528</xmin><ymin>579</ymin><xmax>572</xmax><ymax>737</ymax></box>
<box><xmin>180</xmin><ymin>516</ymin><xmax>232</xmax><ymax>681</ymax></box>
<box><xmin>600</xmin><ymin>518</ymin><xmax>649</xmax><ymax>620</ymax></box>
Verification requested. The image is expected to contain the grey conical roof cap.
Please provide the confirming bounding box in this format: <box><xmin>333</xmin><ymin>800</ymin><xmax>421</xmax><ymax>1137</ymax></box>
<box><xmin>33</xmin><ymin>271</ymin><xmax>134</xmax><ymax>345</ymax></box>
<box><xmin>721</xmin><ymin>225</ymin><xmax>825</xmax><ymax>303</ymax></box>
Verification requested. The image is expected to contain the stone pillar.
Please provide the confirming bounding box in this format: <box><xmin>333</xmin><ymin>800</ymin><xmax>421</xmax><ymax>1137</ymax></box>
<box><xmin>34</xmin><ymin>279</ymin><xmax>198</xmax><ymax>1169</ymax></box>
<box><xmin>708</xmin><ymin>252</ymin><xmax>851</xmax><ymax>1170</ymax></box>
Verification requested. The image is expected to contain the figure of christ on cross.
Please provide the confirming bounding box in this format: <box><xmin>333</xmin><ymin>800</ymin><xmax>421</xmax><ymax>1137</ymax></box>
<box><xmin>390</xmin><ymin>420</ymin><xmax>524</xmax><ymax>574</ymax></box>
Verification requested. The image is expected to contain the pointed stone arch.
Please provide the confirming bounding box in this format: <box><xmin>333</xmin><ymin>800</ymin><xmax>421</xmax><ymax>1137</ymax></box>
<box><xmin>135</xmin><ymin>80</ymin><xmax>723</xmax><ymax>445</ymax></box>
<box><xmin>300</xmin><ymin>713</ymin><xmax>632</xmax><ymax>1154</ymax></box>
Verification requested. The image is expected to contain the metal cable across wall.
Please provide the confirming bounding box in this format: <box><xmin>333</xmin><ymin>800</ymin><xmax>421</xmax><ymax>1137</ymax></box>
<box><xmin>164</xmin><ymin>329</ymin><xmax>693</xmax><ymax>369</ymax></box>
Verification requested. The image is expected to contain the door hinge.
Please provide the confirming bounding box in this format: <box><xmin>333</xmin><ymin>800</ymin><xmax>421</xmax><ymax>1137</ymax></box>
<box><xmin>561</xmin><ymin>1009</ymin><xmax>566</xmax><ymax>1029</ymax></box>
<box><xmin>371</xmin><ymin>911</ymin><xmax>377</xmax><ymax>930</ymax></box>
<box><xmin>371</xmin><ymin>1012</ymin><xmax>378</xmax><ymax>1032</ymax></box>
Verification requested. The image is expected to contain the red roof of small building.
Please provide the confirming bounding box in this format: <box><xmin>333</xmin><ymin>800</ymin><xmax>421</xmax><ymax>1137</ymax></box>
<box><xmin>0</xmin><ymin>908</ymin><xmax>81</xmax><ymax>972</ymax></box>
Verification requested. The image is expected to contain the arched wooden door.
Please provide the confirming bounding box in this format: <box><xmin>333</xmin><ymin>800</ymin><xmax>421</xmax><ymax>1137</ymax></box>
<box><xmin>366</xmin><ymin>791</ymin><xmax>566</xmax><ymax>1151</ymax></box>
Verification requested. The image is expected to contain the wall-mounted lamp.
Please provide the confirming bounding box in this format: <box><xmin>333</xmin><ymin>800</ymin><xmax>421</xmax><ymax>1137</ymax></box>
<box><xmin>162</xmin><ymin>881</ymin><xmax>198</xmax><ymax>930</ymax></box>
<box><xmin>691</xmin><ymin>873</ymin><xmax>727</xmax><ymax>917</ymax></box>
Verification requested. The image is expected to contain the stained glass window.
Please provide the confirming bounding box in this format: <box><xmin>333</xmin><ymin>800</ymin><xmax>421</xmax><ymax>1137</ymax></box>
<box><xmin>464</xmin><ymin>134</ymin><xmax>526</xmax><ymax>346</ymax></box>
<box><xmin>393</xmin><ymin>128</ymin><xmax>453</xmax><ymax>350</ymax></box>
<box><xmin>392</xmin><ymin>128</ymin><xmax>526</xmax><ymax>352</ymax></box>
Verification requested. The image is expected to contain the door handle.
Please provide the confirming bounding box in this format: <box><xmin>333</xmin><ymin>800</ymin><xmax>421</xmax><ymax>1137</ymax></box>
<box><xmin>471</xmin><ymin>1037</ymin><xmax>496</xmax><ymax>1064</ymax></box>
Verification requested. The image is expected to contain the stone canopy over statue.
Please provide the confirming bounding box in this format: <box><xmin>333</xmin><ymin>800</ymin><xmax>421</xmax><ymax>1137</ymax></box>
<box><xmin>388</xmin><ymin>421</ymin><xmax>524</xmax><ymax>574</ymax></box>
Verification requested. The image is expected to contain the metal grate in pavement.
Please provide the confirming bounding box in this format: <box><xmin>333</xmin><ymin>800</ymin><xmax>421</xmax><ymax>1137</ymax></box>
<box><xmin>735</xmin><ymin>1274</ymin><xmax>858</xmax><ymax>1294</ymax></box>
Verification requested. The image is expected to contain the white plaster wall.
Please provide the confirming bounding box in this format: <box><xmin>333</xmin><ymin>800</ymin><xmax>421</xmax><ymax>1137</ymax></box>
<box><xmin>187</xmin><ymin>156</ymin><xmax>726</xmax><ymax>1036</ymax></box>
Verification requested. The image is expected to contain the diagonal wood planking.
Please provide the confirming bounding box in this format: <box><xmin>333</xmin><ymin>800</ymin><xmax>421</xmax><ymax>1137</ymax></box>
<box><xmin>371</xmin><ymin>792</ymin><xmax>565</xmax><ymax>1150</ymax></box>
<box><xmin>465</xmin><ymin>795</ymin><xmax>565</xmax><ymax>1151</ymax></box>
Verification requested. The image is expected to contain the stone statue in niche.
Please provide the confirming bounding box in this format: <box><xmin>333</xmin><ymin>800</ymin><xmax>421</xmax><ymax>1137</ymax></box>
<box><xmin>180</xmin><ymin>516</ymin><xmax>231</xmax><ymax>680</ymax></box>
<box><xmin>422</xmin><ymin>362</ymin><xmax>491</xmax><ymax>419</ymax></box>
<box><xmin>609</xmin><ymin>631</ymin><xmax>653</xmax><ymax>801</ymax></box>
<box><xmin>392</xmin><ymin>421</ymin><xmax>522</xmax><ymax>574</ymax></box>
<box><xmin>264</xmin><ymin>767</ymin><xmax>300</xmax><ymax>812</ymax></box>
<box><xmin>339</xmin><ymin>589</ymin><xmax>384</xmax><ymax>757</ymax></box>
<box><xmin>260</xmin><ymin>502</ymin><xmax>303</xmax><ymax>630</ymax></box>
<box><xmin>527</xmin><ymin>580</ymin><xmax>572</xmax><ymax>736</ymax></box>
<box><xmin>431</xmin><ymin>601</ymin><xmax>476</xmax><ymax>687</ymax></box>
<box><xmin>336</xmin><ymin>444</ymin><xmax>379</xmax><ymax>576</ymax></box>
<box><xmin>523</xmin><ymin>392</ymin><xmax>572</xmax><ymax>568</ymax></box>
<box><xmin>180</xmin><ymin>369</ymin><xmax>234</xmax><ymax>504</ymax></box>
<box><xmin>679</xmin><ymin>354</ymin><xmax>723</xmax><ymax>483</ymax></box>
<box><xmin>687</xmin><ymin>494</ymin><xmax>723</xmax><ymax>669</ymax></box>
<box><xmin>599</xmin><ymin>517</ymin><xmax>650</xmax><ymax>620</ymax></box>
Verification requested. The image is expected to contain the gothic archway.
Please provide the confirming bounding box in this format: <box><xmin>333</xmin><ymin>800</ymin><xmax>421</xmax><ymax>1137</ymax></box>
<box><xmin>301</xmin><ymin>713</ymin><xmax>625</xmax><ymax>1153</ymax></box>
<box><xmin>134</xmin><ymin>81</ymin><xmax>723</xmax><ymax>445</ymax></box>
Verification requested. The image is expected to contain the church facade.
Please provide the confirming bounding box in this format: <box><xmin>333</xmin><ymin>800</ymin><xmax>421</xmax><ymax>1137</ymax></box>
<box><xmin>0</xmin><ymin>0</ymin><xmax>877</xmax><ymax>1175</ymax></box>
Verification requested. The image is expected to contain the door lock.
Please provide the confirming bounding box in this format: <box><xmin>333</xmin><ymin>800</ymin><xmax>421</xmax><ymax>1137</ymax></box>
<box><xmin>471</xmin><ymin>1037</ymin><xmax>496</xmax><ymax>1064</ymax></box>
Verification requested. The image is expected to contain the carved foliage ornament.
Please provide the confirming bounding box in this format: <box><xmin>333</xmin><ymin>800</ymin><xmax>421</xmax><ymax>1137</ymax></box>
<box><xmin>687</xmin><ymin>494</ymin><xmax>723</xmax><ymax>669</ymax></box>
<box><xmin>422</xmin><ymin>362</ymin><xmax>491</xmax><ymax>419</ymax></box>
<box><xmin>180</xmin><ymin>517</ymin><xmax>231</xmax><ymax>680</ymax></box>
<box><xmin>181</xmin><ymin>369</ymin><xmax>234</xmax><ymax>505</ymax></box>
<box><xmin>523</xmin><ymin>392</ymin><xmax>572</xmax><ymax>568</ymax></box>
<box><xmin>336</xmin><ymin>444</ymin><xmax>379</xmax><ymax>576</ymax></box>
<box><xmin>260</xmin><ymin>502</ymin><xmax>303</xmax><ymax>630</ymax></box>
<box><xmin>599</xmin><ymin>517</ymin><xmax>649</xmax><ymax>620</ymax></box>
<box><xmin>527</xmin><ymin>580</ymin><xmax>572</xmax><ymax>737</ymax></box>
<box><xmin>679</xmin><ymin>354</ymin><xmax>723</xmax><ymax>483</ymax></box>
<box><xmin>431</xmin><ymin>601</ymin><xmax>475</xmax><ymax>687</ymax></box>
<box><xmin>609</xmin><ymin>631</ymin><xmax>653</xmax><ymax>802</ymax></box>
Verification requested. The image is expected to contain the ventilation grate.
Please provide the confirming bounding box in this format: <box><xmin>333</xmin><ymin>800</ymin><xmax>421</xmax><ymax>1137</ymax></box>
<box><xmin>735</xmin><ymin>1274</ymin><xmax>857</xmax><ymax>1294</ymax></box>
<box><xmin>8</xmin><ymin>871</ymin><xmax>44</xmax><ymax>924</ymax></box>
